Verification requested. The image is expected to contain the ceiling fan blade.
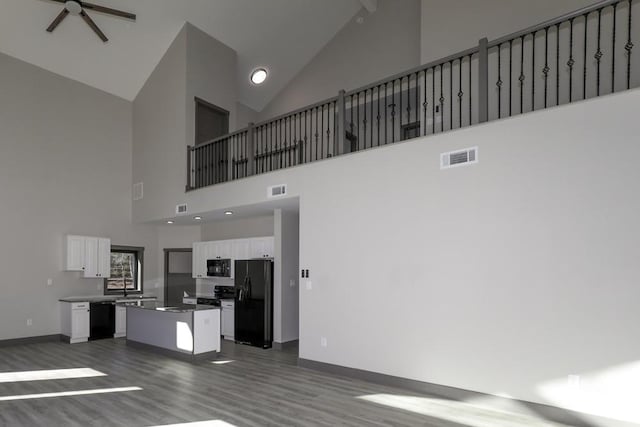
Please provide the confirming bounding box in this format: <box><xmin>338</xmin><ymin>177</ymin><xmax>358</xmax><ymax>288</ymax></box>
<box><xmin>81</xmin><ymin>2</ymin><xmax>136</xmax><ymax>20</ymax></box>
<box><xmin>46</xmin><ymin>8</ymin><xmax>70</xmax><ymax>32</ymax></box>
<box><xmin>47</xmin><ymin>0</ymin><xmax>67</xmax><ymax>3</ymax></box>
<box><xmin>80</xmin><ymin>11</ymin><xmax>108</xmax><ymax>42</ymax></box>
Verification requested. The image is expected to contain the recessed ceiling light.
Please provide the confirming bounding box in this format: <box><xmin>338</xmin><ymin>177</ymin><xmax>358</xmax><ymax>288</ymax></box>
<box><xmin>167</xmin><ymin>221</ymin><xmax>174</xmax><ymax>224</ymax></box>
<box><xmin>194</xmin><ymin>216</ymin><xmax>202</xmax><ymax>221</ymax></box>
<box><xmin>250</xmin><ymin>68</ymin><xmax>268</xmax><ymax>85</ymax></box>
<box><xmin>224</xmin><ymin>211</ymin><xmax>234</xmax><ymax>216</ymax></box>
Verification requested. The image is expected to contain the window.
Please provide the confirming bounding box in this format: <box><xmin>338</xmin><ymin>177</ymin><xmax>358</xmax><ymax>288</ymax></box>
<box><xmin>104</xmin><ymin>246</ymin><xmax>144</xmax><ymax>294</ymax></box>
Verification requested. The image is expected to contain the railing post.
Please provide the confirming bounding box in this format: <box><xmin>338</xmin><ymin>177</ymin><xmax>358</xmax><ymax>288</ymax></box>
<box><xmin>337</xmin><ymin>90</ymin><xmax>347</xmax><ymax>155</ymax></box>
<box><xmin>247</xmin><ymin>123</ymin><xmax>255</xmax><ymax>176</ymax></box>
<box><xmin>478</xmin><ymin>37</ymin><xmax>489</xmax><ymax>123</ymax></box>
<box><xmin>186</xmin><ymin>145</ymin><xmax>193</xmax><ymax>191</ymax></box>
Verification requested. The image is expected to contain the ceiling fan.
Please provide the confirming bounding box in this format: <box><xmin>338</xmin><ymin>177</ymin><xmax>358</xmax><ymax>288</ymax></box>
<box><xmin>45</xmin><ymin>0</ymin><xmax>136</xmax><ymax>42</ymax></box>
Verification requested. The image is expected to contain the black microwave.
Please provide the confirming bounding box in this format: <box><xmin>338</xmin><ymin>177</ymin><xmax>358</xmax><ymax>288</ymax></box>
<box><xmin>207</xmin><ymin>259</ymin><xmax>231</xmax><ymax>277</ymax></box>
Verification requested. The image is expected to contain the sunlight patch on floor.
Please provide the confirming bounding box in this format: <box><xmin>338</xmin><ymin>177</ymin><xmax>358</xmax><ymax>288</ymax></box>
<box><xmin>357</xmin><ymin>394</ymin><xmax>567</xmax><ymax>427</ymax></box>
<box><xmin>0</xmin><ymin>386</ymin><xmax>142</xmax><ymax>401</ymax></box>
<box><xmin>149</xmin><ymin>421</ymin><xmax>236</xmax><ymax>427</ymax></box>
<box><xmin>211</xmin><ymin>360</ymin><xmax>234</xmax><ymax>365</ymax></box>
<box><xmin>0</xmin><ymin>368</ymin><xmax>107</xmax><ymax>383</ymax></box>
<box><xmin>537</xmin><ymin>360</ymin><xmax>640</xmax><ymax>424</ymax></box>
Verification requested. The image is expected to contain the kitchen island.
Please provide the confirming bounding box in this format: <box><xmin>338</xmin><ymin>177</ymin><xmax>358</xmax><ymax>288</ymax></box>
<box><xmin>123</xmin><ymin>301</ymin><xmax>220</xmax><ymax>361</ymax></box>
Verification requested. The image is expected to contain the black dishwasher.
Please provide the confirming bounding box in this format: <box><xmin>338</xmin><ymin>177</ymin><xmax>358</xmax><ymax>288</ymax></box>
<box><xmin>89</xmin><ymin>302</ymin><xmax>115</xmax><ymax>340</ymax></box>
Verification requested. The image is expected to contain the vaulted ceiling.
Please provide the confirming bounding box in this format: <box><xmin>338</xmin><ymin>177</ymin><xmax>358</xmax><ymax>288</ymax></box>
<box><xmin>0</xmin><ymin>0</ymin><xmax>363</xmax><ymax>110</ymax></box>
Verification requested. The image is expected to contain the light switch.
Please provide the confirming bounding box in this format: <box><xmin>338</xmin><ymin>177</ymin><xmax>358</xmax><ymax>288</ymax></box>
<box><xmin>306</xmin><ymin>281</ymin><xmax>312</xmax><ymax>290</ymax></box>
<box><xmin>47</xmin><ymin>278</ymin><xmax>53</xmax><ymax>286</ymax></box>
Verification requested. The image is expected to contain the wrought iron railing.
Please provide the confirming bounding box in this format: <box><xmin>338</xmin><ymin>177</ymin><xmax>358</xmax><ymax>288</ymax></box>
<box><xmin>187</xmin><ymin>0</ymin><xmax>637</xmax><ymax>191</ymax></box>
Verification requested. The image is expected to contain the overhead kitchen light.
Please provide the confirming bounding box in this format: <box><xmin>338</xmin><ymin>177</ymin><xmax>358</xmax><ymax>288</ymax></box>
<box><xmin>224</xmin><ymin>211</ymin><xmax>234</xmax><ymax>216</ymax></box>
<box><xmin>250</xmin><ymin>68</ymin><xmax>268</xmax><ymax>85</ymax></box>
<box><xmin>193</xmin><ymin>216</ymin><xmax>202</xmax><ymax>221</ymax></box>
<box><xmin>167</xmin><ymin>220</ymin><xmax>174</xmax><ymax>224</ymax></box>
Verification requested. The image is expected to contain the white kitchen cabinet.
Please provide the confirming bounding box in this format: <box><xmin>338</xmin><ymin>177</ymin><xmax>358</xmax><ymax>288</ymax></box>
<box><xmin>209</xmin><ymin>240</ymin><xmax>233</xmax><ymax>259</ymax></box>
<box><xmin>192</xmin><ymin>242</ymin><xmax>208</xmax><ymax>279</ymax></box>
<box><xmin>65</xmin><ymin>235</ymin><xmax>111</xmax><ymax>278</ymax></box>
<box><xmin>61</xmin><ymin>302</ymin><xmax>90</xmax><ymax>344</ymax></box>
<box><xmin>221</xmin><ymin>300</ymin><xmax>234</xmax><ymax>340</ymax></box>
<box><xmin>114</xmin><ymin>305</ymin><xmax>127</xmax><ymax>338</ymax></box>
<box><xmin>65</xmin><ymin>235</ymin><xmax>85</xmax><ymax>271</ymax></box>
<box><xmin>83</xmin><ymin>237</ymin><xmax>111</xmax><ymax>279</ymax></box>
<box><xmin>250</xmin><ymin>237</ymin><xmax>274</xmax><ymax>259</ymax></box>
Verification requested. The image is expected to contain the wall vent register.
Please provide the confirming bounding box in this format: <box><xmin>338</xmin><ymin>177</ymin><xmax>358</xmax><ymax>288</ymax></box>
<box><xmin>440</xmin><ymin>147</ymin><xmax>478</xmax><ymax>170</ymax></box>
<box><xmin>176</xmin><ymin>203</ymin><xmax>188</xmax><ymax>214</ymax></box>
<box><xmin>267</xmin><ymin>184</ymin><xmax>287</xmax><ymax>198</ymax></box>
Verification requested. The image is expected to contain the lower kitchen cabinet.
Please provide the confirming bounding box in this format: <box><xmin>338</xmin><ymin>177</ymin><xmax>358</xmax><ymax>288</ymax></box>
<box><xmin>114</xmin><ymin>305</ymin><xmax>127</xmax><ymax>338</ymax></box>
<box><xmin>61</xmin><ymin>302</ymin><xmax>90</xmax><ymax>344</ymax></box>
<box><xmin>221</xmin><ymin>300</ymin><xmax>234</xmax><ymax>340</ymax></box>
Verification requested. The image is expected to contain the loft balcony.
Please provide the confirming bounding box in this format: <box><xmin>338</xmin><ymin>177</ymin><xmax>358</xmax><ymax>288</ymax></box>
<box><xmin>187</xmin><ymin>0</ymin><xmax>638</xmax><ymax>192</ymax></box>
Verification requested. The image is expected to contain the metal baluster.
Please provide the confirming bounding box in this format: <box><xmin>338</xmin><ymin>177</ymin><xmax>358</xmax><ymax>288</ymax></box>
<box><xmin>384</xmin><ymin>83</ymin><xmax>388</xmax><ymax>144</ymax></box>
<box><xmin>532</xmin><ymin>31</ymin><xmax>536</xmax><ymax>111</ymax></box>
<box><xmin>458</xmin><ymin>58</ymin><xmax>463</xmax><ymax>128</ymax></box>
<box><xmin>399</xmin><ymin>78</ymin><xmax>403</xmax><ymax>139</ymax></box>
<box><xmin>556</xmin><ymin>24</ymin><xmax>560</xmax><ymax>106</ymax></box>
<box><xmin>544</xmin><ymin>27</ymin><xmax>550</xmax><ymax>108</ymax></box>
<box><xmin>315</xmin><ymin>107</ymin><xmax>319</xmax><ymax>161</ymax></box>
<box><xmin>423</xmin><ymin>70</ymin><xmax>428</xmax><ymax>135</ymax></box>
<box><xmin>497</xmin><ymin>44</ymin><xmax>503</xmax><ymax>118</ymax></box>
<box><xmin>440</xmin><ymin>64</ymin><xmax>445</xmax><ymax>132</ymax></box>
<box><xmin>415</xmin><ymin>72</ymin><xmax>419</xmax><ymax>131</ymax></box>
<box><xmin>405</xmin><ymin>76</ymin><xmax>411</xmax><ymax>138</ymax></box>
<box><xmin>584</xmin><ymin>13</ymin><xmax>589</xmax><ymax>99</ymax></box>
<box><xmin>391</xmin><ymin>81</ymin><xmax>396</xmax><ymax>142</ymax></box>
<box><xmin>613</xmin><ymin>3</ymin><xmax>618</xmax><ymax>93</ymax></box>
<box><xmin>468</xmin><ymin>56</ymin><xmax>472</xmax><ymax>125</ymax></box>
<box><xmin>378</xmin><ymin>85</ymin><xmax>382</xmax><ymax>145</ymax></box>
<box><xmin>449</xmin><ymin>61</ymin><xmax>453</xmax><ymax>130</ymax></box>
<box><xmin>509</xmin><ymin>40</ymin><xmax>513</xmax><ymax>116</ymax></box>
<box><xmin>569</xmin><ymin>18</ymin><xmax>575</xmax><ymax>102</ymax></box>
<box><xmin>327</xmin><ymin>103</ymin><xmax>331</xmax><ymax>157</ymax></box>
<box><xmin>304</xmin><ymin>111</ymin><xmax>308</xmax><ymax>164</ymax></box>
<box><xmin>595</xmin><ymin>8</ymin><xmax>603</xmax><ymax>96</ymax></box>
<box><xmin>432</xmin><ymin>67</ymin><xmax>436</xmax><ymax>134</ymax></box>
<box><xmin>363</xmin><ymin>90</ymin><xmax>367</xmax><ymax>148</ymax></box>
<box><xmin>626</xmin><ymin>0</ymin><xmax>634</xmax><ymax>90</ymax></box>
<box><xmin>519</xmin><ymin>35</ymin><xmax>525</xmax><ymax>114</ymax></box>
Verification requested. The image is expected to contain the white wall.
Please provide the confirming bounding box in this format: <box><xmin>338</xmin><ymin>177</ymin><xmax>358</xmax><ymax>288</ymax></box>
<box><xmin>258</xmin><ymin>0</ymin><xmax>421</xmax><ymax>121</ymax></box>
<box><xmin>201</xmin><ymin>216</ymin><xmax>273</xmax><ymax>241</ymax></box>
<box><xmin>274</xmin><ymin>209</ymin><xmax>300</xmax><ymax>343</ymax></box>
<box><xmin>420</xmin><ymin>0</ymin><xmax>595</xmax><ymax>63</ymax></box>
<box><xmin>162</xmin><ymin>88</ymin><xmax>640</xmax><ymax>426</ymax></box>
<box><xmin>0</xmin><ymin>52</ymin><xmax>161</xmax><ymax>340</ymax></box>
<box><xmin>236</xmin><ymin>102</ymin><xmax>259</xmax><ymax>130</ymax></box>
<box><xmin>133</xmin><ymin>24</ymin><xmax>239</xmax><ymax>223</ymax></box>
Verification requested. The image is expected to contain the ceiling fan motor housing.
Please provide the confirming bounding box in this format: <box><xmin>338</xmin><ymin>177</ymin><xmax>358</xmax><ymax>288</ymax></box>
<box><xmin>65</xmin><ymin>1</ymin><xmax>83</xmax><ymax>16</ymax></box>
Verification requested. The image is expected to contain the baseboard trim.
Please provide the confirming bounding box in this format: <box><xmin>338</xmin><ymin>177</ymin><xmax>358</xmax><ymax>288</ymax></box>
<box><xmin>272</xmin><ymin>340</ymin><xmax>299</xmax><ymax>351</ymax></box>
<box><xmin>298</xmin><ymin>358</ymin><xmax>595</xmax><ymax>427</ymax></box>
<box><xmin>0</xmin><ymin>334</ymin><xmax>63</xmax><ymax>348</ymax></box>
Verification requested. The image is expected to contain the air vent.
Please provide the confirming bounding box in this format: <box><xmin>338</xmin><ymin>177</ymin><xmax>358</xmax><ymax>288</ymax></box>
<box><xmin>441</xmin><ymin>147</ymin><xmax>478</xmax><ymax>169</ymax></box>
<box><xmin>132</xmin><ymin>182</ymin><xmax>143</xmax><ymax>201</ymax></box>
<box><xmin>267</xmin><ymin>184</ymin><xmax>287</xmax><ymax>198</ymax></box>
<box><xmin>176</xmin><ymin>204</ymin><xmax>188</xmax><ymax>215</ymax></box>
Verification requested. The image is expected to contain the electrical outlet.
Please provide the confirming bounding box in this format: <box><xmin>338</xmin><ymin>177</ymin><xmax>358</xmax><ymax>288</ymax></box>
<box><xmin>290</xmin><ymin>279</ymin><xmax>296</xmax><ymax>287</ymax></box>
<box><xmin>320</xmin><ymin>337</ymin><xmax>328</xmax><ymax>347</ymax></box>
<box><xmin>306</xmin><ymin>281</ymin><xmax>312</xmax><ymax>290</ymax></box>
<box><xmin>26</xmin><ymin>319</ymin><xmax>33</xmax><ymax>326</ymax></box>
<box><xmin>47</xmin><ymin>278</ymin><xmax>53</xmax><ymax>286</ymax></box>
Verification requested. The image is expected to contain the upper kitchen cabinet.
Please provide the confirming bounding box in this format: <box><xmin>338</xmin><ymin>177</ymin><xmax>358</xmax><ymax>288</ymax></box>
<box><xmin>209</xmin><ymin>240</ymin><xmax>233</xmax><ymax>259</ymax></box>
<box><xmin>66</xmin><ymin>235</ymin><xmax>85</xmax><ymax>271</ymax></box>
<box><xmin>83</xmin><ymin>237</ymin><xmax>111</xmax><ymax>278</ymax></box>
<box><xmin>65</xmin><ymin>235</ymin><xmax>111</xmax><ymax>278</ymax></box>
<box><xmin>192</xmin><ymin>242</ymin><xmax>208</xmax><ymax>279</ymax></box>
<box><xmin>250</xmin><ymin>237</ymin><xmax>274</xmax><ymax>259</ymax></box>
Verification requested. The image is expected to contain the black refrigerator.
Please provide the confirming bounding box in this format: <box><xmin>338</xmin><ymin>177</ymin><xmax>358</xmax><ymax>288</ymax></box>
<box><xmin>234</xmin><ymin>259</ymin><xmax>273</xmax><ymax>348</ymax></box>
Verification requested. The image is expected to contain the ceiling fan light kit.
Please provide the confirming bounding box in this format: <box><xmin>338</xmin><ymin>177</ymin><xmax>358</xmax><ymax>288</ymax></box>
<box><xmin>45</xmin><ymin>0</ymin><xmax>136</xmax><ymax>43</ymax></box>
